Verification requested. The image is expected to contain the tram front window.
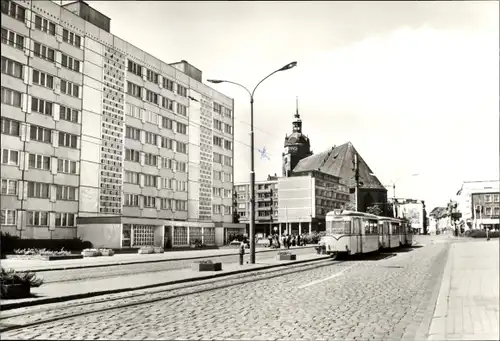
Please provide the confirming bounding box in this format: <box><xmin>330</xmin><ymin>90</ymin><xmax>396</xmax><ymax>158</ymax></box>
<box><xmin>327</xmin><ymin>220</ymin><xmax>351</xmax><ymax>234</ymax></box>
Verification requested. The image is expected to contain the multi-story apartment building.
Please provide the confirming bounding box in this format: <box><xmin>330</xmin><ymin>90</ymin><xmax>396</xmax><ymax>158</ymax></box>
<box><xmin>455</xmin><ymin>180</ymin><xmax>499</xmax><ymax>230</ymax></box>
<box><xmin>0</xmin><ymin>0</ymin><xmax>244</xmax><ymax>248</ymax></box>
<box><xmin>234</xmin><ymin>175</ymin><xmax>279</xmax><ymax>236</ymax></box>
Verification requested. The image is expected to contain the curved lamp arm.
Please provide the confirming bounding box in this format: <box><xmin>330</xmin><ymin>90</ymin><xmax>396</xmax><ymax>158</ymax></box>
<box><xmin>207</xmin><ymin>79</ymin><xmax>251</xmax><ymax>98</ymax></box>
<box><xmin>251</xmin><ymin>61</ymin><xmax>297</xmax><ymax>99</ymax></box>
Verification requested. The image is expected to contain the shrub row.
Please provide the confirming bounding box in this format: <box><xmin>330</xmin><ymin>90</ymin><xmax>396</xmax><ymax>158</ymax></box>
<box><xmin>1</xmin><ymin>232</ymin><xmax>92</xmax><ymax>256</ymax></box>
<box><xmin>464</xmin><ymin>229</ymin><xmax>500</xmax><ymax>238</ymax></box>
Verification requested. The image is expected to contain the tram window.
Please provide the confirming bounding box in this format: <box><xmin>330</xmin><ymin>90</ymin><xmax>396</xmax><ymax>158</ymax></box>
<box><xmin>371</xmin><ymin>221</ymin><xmax>378</xmax><ymax>234</ymax></box>
<box><xmin>353</xmin><ymin>219</ymin><xmax>360</xmax><ymax>234</ymax></box>
<box><xmin>364</xmin><ymin>221</ymin><xmax>370</xmax><ymax>235</ymax></box>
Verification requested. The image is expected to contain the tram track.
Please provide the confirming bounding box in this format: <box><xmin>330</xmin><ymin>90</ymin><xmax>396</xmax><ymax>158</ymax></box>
<box><xmin>0</xmin><ymin>258</ymin><xmax>351</xmax><ymax>333</ymax></box>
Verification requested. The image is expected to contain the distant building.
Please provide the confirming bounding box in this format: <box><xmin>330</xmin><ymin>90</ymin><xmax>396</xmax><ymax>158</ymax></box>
<box><xmin>390</xmin><ymin>198</ymin><xmax>427</xmax><ymax>234</ymax></box>
<box><xmin>455</xmin><ymin>180</ymin><xmax>499</xmax><ymax>230</ymax></box>
<box><xmin>428</xmin><ymin>207</ymin><xmax>451</xmax><ymax>234</ymax></box>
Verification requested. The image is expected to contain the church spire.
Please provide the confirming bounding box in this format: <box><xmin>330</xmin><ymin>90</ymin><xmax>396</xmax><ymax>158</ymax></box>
<box><xmin>295</xmin><ymin>96</ymin><xmax>300</xmax><ymax>119</ymax></box>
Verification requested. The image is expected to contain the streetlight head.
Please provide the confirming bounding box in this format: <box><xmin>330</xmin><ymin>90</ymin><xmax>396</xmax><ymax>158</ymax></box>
<box><xmin>207</xmin><ymin>79</ymin><xmax>224</xmax><ymax>84</ymax></box>
<box><xmin>278</xmin><ymin>61</ymin><xmax>298</xmax><ymax>71</ymax></box>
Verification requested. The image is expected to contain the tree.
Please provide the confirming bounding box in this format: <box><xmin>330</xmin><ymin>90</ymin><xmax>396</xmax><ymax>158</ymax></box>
<box><xmin>366</xmin><ymin>204</ymin><xmax>382</xmax><ymax>216</ymax></box>
<box><xmin>344</xmin><ymin>202</ymin><xmax>356</xmax><ymax>211</ymax></box>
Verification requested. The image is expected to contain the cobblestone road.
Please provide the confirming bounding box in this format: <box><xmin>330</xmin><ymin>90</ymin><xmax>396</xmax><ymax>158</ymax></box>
<box><xmin>1</xmin><ymin>242</ymin><xmax>449</xmax><ymax>340</ymax></box>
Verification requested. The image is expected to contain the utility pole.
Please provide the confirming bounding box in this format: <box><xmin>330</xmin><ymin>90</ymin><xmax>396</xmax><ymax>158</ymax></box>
<box><xmin>352</xmin><ymin>153</ymin><xmax>360</xmax><ymax>211</ymax></box>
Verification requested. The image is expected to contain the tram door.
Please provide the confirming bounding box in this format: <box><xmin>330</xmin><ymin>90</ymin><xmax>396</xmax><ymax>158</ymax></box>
<box><xmin>354</xmin><ymin>218</ymin><xmax>363</xmax><ymax>254</ymax></box>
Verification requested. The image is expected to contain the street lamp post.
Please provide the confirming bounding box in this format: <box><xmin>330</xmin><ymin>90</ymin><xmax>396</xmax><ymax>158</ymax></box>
<box><xmin>208</xmin><ymin>61</ymin><xmax>297</xmax><ymax>264</ymax></box>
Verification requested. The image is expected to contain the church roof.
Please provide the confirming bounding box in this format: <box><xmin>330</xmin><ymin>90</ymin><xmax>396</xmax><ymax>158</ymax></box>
<box><xmin>292</xmin><ymin>142</ymin><xmax>386</xmax><ymax>190</ymax></box>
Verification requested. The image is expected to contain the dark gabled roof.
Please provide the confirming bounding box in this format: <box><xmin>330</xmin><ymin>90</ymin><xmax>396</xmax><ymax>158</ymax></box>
<box><xmin>429</xmin><ymin>207</ymin><xmax>448</xmax><ymax>218</ymax></box>
<box><xmin>292</xmin><ymin>142</ymin><xmax>386</xmax><ymax>190</ymax></box>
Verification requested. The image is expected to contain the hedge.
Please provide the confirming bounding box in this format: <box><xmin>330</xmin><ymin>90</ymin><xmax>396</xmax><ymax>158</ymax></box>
<box><xmin>464</xmin><ymin>229</ymin><xmax>499</xmax><ymax>239</ymax></box>
<box><xmin>0</xmin><ymin>232</ymin><xmax>93</xmax><ymax>256</ymax></box>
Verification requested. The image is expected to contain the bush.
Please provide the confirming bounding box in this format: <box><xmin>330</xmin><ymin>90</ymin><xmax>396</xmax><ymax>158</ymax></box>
<box><xmin>190</xmin><ymin>239</ymin><xmax>204</xmax><ymax>248</ymax></box>
<box><xmin>13</xmin><ymin>248</ymin><xmax>71</xmax><ymax>256</ymax></box>
<box><xmin>1</xmin><ymin>267</ymin><xmax>44</xmax><ymax>294</ymax></box>
<box><xmin>1</xmin><ymin>232</ymin><xmax>92</xmax><ymax>256</ymax></box>
<box><xmin>227</xmin><ymin>234</ymin><xmax>245</xmax><ymax>243</ymax></box>
<box><xmin>466</xmin><ymin>229</ymin><xmax>499</xmax><ymax>238</ymax></box>
<box><xmin>302</xmin><ymin>232</ymin><xmax>326</xmax><ymax>245</ymax></box>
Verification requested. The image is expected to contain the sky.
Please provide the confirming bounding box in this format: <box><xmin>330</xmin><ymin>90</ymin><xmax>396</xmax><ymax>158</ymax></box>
<box><xmin>82</xmin><ymin>1</ymin><xmax>499</xmax><ymax>211</ymax></box>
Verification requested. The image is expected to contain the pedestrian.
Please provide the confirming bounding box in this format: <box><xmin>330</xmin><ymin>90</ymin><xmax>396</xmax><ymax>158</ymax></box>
<box><xmin>297</xmin><ymin>234</ymin><xmax>301</xmax><ymax>247</ymax></box>
<box><xmin>292</xmin><ymin>235</ymin><xmax>296</xmax><ymax>247</ymax></box>
<box><xmin>287</xmin><ymin>234</ymin><xmax>291</xmax><ymax>249</ymax></box>
<box><xmin>268</xmin><ymin>235</ymin><xmax>273</xmax><ymax>247</ymax></box>
<box><xmin>283</xmin><ymin>234</ymin><xmax>288</xmax><ymax>249</ymax></box>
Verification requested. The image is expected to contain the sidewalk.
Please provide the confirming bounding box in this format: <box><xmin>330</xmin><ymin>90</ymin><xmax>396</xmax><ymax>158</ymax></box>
<box><xmin>427</xmin><ymin>239</ymin><xmax>500</xmax><ymax>340</ymax></box>
<box><xmin>1</xmin><ymin>252</ymin><xmax>329</xmax><ymax>310</ymax></box>
<box><xmin>2</xmin><ymin>245</ymin><xmax>315</xmax><ymax>272</ymax></box>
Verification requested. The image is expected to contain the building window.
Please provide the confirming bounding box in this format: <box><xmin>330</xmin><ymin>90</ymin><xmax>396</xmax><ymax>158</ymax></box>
<box><xmin>59</xmin><ymin>105</ymin><xmax>79</xmax><ymax>123</ymax></box>
<box><xmin>146</xmin><ymin>69</ymin><xmax>159</xmax><ymax>83</ymax></box>
<box><xmin>173</xmin><ymin>226</ymin><xmax>188</xmax><ymax>245</ymax></box>
<box><xmin>32</xmin><ymin>69</ymin><xmax>54</xmax><ymax>89</ymax></box>
<box><xmin>124</xmin><ymin>171</ymin><xmax>140</xmax><ymax>184</ymax></box>
<box><xmin>126</xmin><ymin>103</ymin><xmax>142</xmax><ymax>119</ymax></box>
<box><xmin>1</xmin><ymin>179</ymin><xmax>17</xmax><ymax>195</ymax></box>
<box><xmin>160</xmin><ymin>198</ymin><xmax>172</xmax><ymax>209</ymax></box>
<box><xmin>127</xmin><ymin>60</ymin><xmax>142</xmax><ymax>77</ymax></box>
<box><xmin>35</xmin><ymin>15</ymin><xmax>56</xmax><ymax>35</ymax></box>
<box><xmin>145</xmin><ymin>132</ymin><xmax>157</xmax><ymax>145</ymax></box>
<box><xmin>162</xmin><ymin>158</ymin><xmax>174</xmax><ymax>170</ymax></box>
<box><xmin>1</xmin><ymin>57</ymin><xmax>23</xmax><ymax>79</ymax></box>
<box><xmin>485</xmin><ymin>207</ymin><xmax>492</xmax><ymax>215</ymax></box>
<box><xmin>224</xmin><ymin>156</ymin><xmax>233</xmax><ymax>167</ymax></box>
<box><xmin>176</xmin><ymin>161</ymin><xmax>187</xmax><ymax>173</ymax></box>
<box><xmin>30</xmin><ymin>125</ymin><xmax>52</xmax><ymax>143</ymax></box>
<box><xmin>56</xmin><ymin>185</ymin><xmax>77</xmax><ymax>201</ymax></box>
<box><xmin>224</xmin><ymin>123</ymin><xmax>233</xmax><ymax>135</ymax></box>
<box><xmin>485</xmin><ymin>195</ymin><xmax>491</xmax><ymax>202</ymax></box>
<box><xmin>143</xmin><ymin>196</ymin><xmax>156</xmax><ymax>208</ymax></box>
<box><xmin>162</xmin><ymin>117</ymin><xmax>173</xmax><ymax>129</ymax></box>
<box><xmin>213</xmin><ymin>204</ymin><xmax>221</xmax><ymax>214</ymax></box>
<box><xmin>224</xmin><ymin>172</ymin><xmax>233</xmax><ymax>182</ymax></box>
<box><xmin>1</xmin><ymin>149</ymin><xmax>19</xmax><ymax>166</ymax></box>
<box><xmin>146</xmin><ymin>90</ymin><xmax>158</xmax><ymax>105</ymax></box>
<box><xmin>144</xmin><ymin>110</ymin><xmax>157</xmax><ymax>124</ymax></box>
<box><xmin>161</xmin><ymin>97</ymin><xmax>173</xmax><ymax>111</ymax></box>
<box><xmin>494</xmin><ymin>194</ymin><xmax>499</xmax><ymax>203</ymax></box>
<box><xmin>176</xmin><ymin>142</ymin><xmax>187</xmax><ymax>154</ymax></box>
<box><xmin>58</xmin><ymin>132</ymin><xmax>78</xmax><ymax>148</ymax></box>
<box><xmin>224</xmin><ymin>206</ymin><xmax>232</xmax><ymax>215</ymax></box>
<box><xmin>144</xmin><ymin>174</ymin><xmax>157</xmax><ymax>187</ymax></box>
<box><xmin>176</xmin><ymin>84</ymin><xmax>187</xmax><ymax>97</ymax></box>
<box><xmin>161</xmin><ymin>137</ymin><xmax>173</xmax><ymax>150</ymax></box>
<box><xmin>1</xmin><ymin>117</ymin><xmax>20</xmax><ymax>136</ymax></box>
<box><xmin>177</xmin><ymin>103</ymin><xmax>187</xmax><ymax>116</ymax></box>
<box><xmin>124</xmin><ymin>194</ymin><xmax>140</xmax><ymax>207</ymax></box>
<box><xmin>28</xmin><ymin>154</ymin><xmax>50</xmax><ymax>170</ymax></box>
<box><xmin>27</xmin><ymin>182</ymin><xmax>50</xmax><ymax>198</ymax></box>
<box><xmin>213</xmin><ymin>102</ymin><xmax>222</xmax><ymax>114</ymax></box>
<box><xmin>125</xmin><ymin>148</ymin><xmax>140</xmax><ymax>162</ymax></box>
<box><xmin>27</xmin><ymin>211</ymin><xmax>48</xmax><ymax>226</ymax></box>
<box><xmin>223</xmin><ymin>107</ymin><xmax>232</xmax><ymax>118</ymax></box>
<box><xmin>177</xmin><ymin>181</ymin><xmax>187</xmax><ymax>192</ymax></box>
<box><xmin>213</xmin><ymin>119</ymin><xmax>222</xmax><ymax>131</ymax></box>
<box><xmin>213</xmin><ymin>152</ymin><xmax>222</xmax><ymax>164</ymax></box>
<box><xmin>224</xmin><ymin>140</ymin><xmax>233</xmax><ymax>151</ymax></box>
<box><xmin>62</xmin><ymin>29</ymin><xmax>81</xmax><ymax>48</ymax></box>
<box><xmin>60</xmin><ymin>80</ymin><xmax>79</xmax><ymax>97</ymax></box>
<box><xmin>213</xmin><ymin>135</ymin><xmax>222</xmax><ymax>147</ymax></box>
<box><xmin>176</xmin><ymin>200</ymin><xmax>187</xmax><ymax>211</ymax></box>
<box><xmin>55</xmin><ymin>213</ymin><xmax>76</xmax><ymax>227</ymax></box>
<box><xmin>33</xmin><ymin>42</ymin><xmax>55</xmax><ymax>62</ymax></box>
<box><xmin>144</xmin><ymin>153</ymin><xmax>157</xmax><ymax>166</ymax></box>
<box><xmin>125</xmin><ymin>126</ymin><xmax>141</xmax><ymax>140</ymax></box>
<box><xmin>176</xmin><ymin>122</ymin><xmax>187</xmax><ymax>135</ymax></box>
<box><xmin>127</xmin><ymin>81</ymin><xmax>142</xmax><ymax>98</ymax></box>
<box><xmin>1</xmin><ymin>28</ymin><xmax>24</xmax><ymax>50</ymax></box>
<box><xmin>494</xmin><ymin>207</ymin><xmax>500</xmax><ymax>216</ymax></box>
<box><xmin>163</xmin><ymin>78</ymin><xmax>174</xmax><ymax>91</ymax></box>
<box><xmin>1</xmin><ymin>87</ymin><xmax>22</xmax><ymax>107</ymax></box>
<box><xmin>1</xmin><ymin>0</ymin><xmax>26</xmax><ymax>22</ymax></box>
<box><xmin>213</xmin><ymin>170</ymin><xmax>222</xmax><ymax>181</ymax></box>
<box><xmin>213</xmin><ymin>187</ymin><xmax>222</xmax><ymax>197</ymax></box>
<box><xmin>57</xmin><ymin>159</ymin><xmax>77</xmax><ymax>174</ymax></box>
<box><xmin>163</xmin><ymin>177</ymin><xmax>175</xmax><ymax>189</ymax></box>
<box><xmin>0</xmin><ymin>209</ymin><xmax>16</xmax><ymax>225</ymax></box>
<box><xmin>224</xmin><ymin>189</ymin><xmax>232</xmax><ymax>198</ymax></box>
<box><xmin>31</xmin><ymin>97</ymin><xmax>53</xmax><ymax>116</ymax></box>
<box><xmin>61</xmin><ymin>54</ymin><xmax>80</xmax><ymax>72</ymax></box>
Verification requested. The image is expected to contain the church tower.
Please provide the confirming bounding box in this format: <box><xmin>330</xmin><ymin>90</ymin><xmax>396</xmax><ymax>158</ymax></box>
<box><xmin>282</xmin><ymin>97</ymin><xmax>313</xmax><ymax>177</ymax></box>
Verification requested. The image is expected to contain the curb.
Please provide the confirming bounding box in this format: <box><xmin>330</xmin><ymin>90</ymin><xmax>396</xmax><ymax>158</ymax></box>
<box><xmin>1</xmin><ymin>255</ymin><xmax>330</xmax><ymax>311</ymax></box>
<box><xmin>11</xmin><ymin>246</ymin><xmax>316</xmax><ymax>273</ymax></box>
<box><xmin>424</xmin><ymin>243</ymin><xmax>455</xmax><ymax>340</ymax></box>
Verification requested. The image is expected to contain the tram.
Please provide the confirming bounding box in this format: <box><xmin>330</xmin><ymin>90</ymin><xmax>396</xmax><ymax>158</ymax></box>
<box><xmin>400</xmin><ymin>219</ymin><xmax>413</xmax><ymax>246</ymax></box>
<box><xmin>321</xmin><ymin>210</ymin><xmax>380</xmax><ymax>258</ymax></box>
<box><xmin>378</xmin><ymin>217</ymin><xmax>401</xmax><ymax>249</ymax></box>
